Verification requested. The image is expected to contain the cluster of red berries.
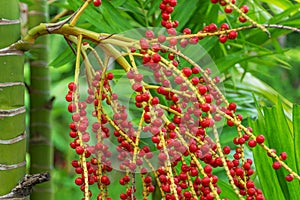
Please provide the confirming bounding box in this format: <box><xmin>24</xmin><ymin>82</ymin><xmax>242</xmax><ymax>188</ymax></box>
<box><xmin>160</xmin><ymin>0</ymin><xmax>178</xmax><ymax>31</ymax></box>
<box><xmin>67</xmin><ymin>32</ymin><xmax>296</xmax><ymax>200</ymax></box>
<box><xmin>160</xmin><ymin>0</ymin><xmax>240</xmax><ymax>45</ymax></box>
<box><xmin>201</xmin><ymin>22</ymin><xmax>238</xmax><ymax>43</ymax></box>
<box><xmin>107</xmin><ymin>26</ymin><xmax>268</xmax><ymax>199</ymax></box>
<box><xmin>66</xmin><ymin>70</ymin><xmax>118</xmax><ymax>199</ymax></box>
<box><xmin>210</xmin><ymin>0</ymin><xmax>249</xmax><ymax>23</ymax></box>
<box><xmin>63</xmin><ymin>0</ymin><xmax>299</xmax><ymax>199</ymax></box>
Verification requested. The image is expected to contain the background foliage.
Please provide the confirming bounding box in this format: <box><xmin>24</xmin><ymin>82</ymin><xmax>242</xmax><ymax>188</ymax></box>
<box><xmin>20</xmin><ymin>0</ymin><xmax>300</xmax><ymax>198</ymax></box>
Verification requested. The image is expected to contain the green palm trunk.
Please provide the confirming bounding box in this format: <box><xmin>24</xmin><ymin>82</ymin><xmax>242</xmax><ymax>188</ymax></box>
<box><xmin>0</xmin><ymin>0</ymin><xmax>26</xmax><ymax>196</ymax></box>
<box><xmin>27</xmin><ymin>1</ymin><xmax>53</xmax><ymax>199</ymax></box>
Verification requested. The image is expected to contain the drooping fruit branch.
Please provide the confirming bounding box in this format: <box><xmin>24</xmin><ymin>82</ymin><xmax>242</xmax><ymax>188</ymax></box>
<box><xmin>4</xmin><ymin>0</ymin><xmax>300</xmax><ymax>199</ymax></box>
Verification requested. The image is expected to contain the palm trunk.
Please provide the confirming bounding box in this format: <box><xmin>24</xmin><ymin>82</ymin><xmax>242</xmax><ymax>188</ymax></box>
<box><xmin>27</xmin><ymin>1</ymin><xmax>53</xmax><ymax>199</ymax></box>
<box><xmin>0</xmin><ymin>0</ymin><xmax>26</xmax><ymax>196</ymax></box>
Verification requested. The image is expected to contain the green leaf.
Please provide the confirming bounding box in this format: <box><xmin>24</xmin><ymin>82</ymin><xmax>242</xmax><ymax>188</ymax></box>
<box><xmin>172</xmin><ymin>1</ymin><xmax>200</xmax><ymax>30</ymax></box>
<box><xmin>218</xmin><ymin>180</ymin><xmax>240</xmax><ymax>200</ymax></box>
<box><xmin>259</xmin><ymin>0</ymin><xmax>294</xmax><ymax>10</ymax></box>
<box><xmin>19</xmin><ymin>0</ymin><xmax>33</xmax><ymax>5</ymax></box>
<box><xmin>121</xmin><ymin>0</ymin><xmax>147</xmax><ymax>26</ymax></box>
<box><xmin>100</xmin><ymin>1</ymin><xmax>133</xmax><ymax>32</ymax></box>
<box><xmin>147</xmin><ymin>0</ymin><xmax>161</xmax><ymax>17</ymax></box>
<box><xmin>248</xmin><ymin>112</ymin><xmax>286</xmax><ymax>199</ymax></box>
<box><xmin>293</xmin><ymin>105</ymin><xmax>300</xmax><ymax>174</ymax></box>
<box><xmin>111</xmin><ymin>0</ymin><xmax>127</xmax><ymax>7</ymax></box>
<box><xmin>249</xmin><ymin>99</ymin><xmax>300</xmax><ymax>200</ymax></box>
<box><xmin>49</xmin><ymin>48</ymin><xmax>74</xmax><ymax>68</ymax></box>
<box><xmin>230</xmin><ymin>68</ymin><xmax>293</xmax><ymax>116</ymax></box>
<box><xmin>269</xmin><ymin>4</ymin><xmax>300</xmax><ymax>24</ymax></box>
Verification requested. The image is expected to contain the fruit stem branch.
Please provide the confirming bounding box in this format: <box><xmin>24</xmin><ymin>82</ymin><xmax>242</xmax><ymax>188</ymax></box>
<box><xmin>74</xmin><ymin>35</ymin><xmax>82</xmax><ymax>86</ymax></box>
<box><xmin>211</xmin><ymin>123</ymin><xmax>244</xmax><ymax>199</ymax></box>
<box><xmin>182</xmin><ymin>158</ymin><xmax>198</xmax><ymax>197</ymax></box>
<box><xmin>223</xmin><ymin>0</ymin><xmax>270</xmax><ymax>37</ymax></box>
<box><xmin>99</xmin><ymin>43</ymin><xmax>132</xmax><ymax>72</ymax></box>
<box><xmin>94</xmin><ymin>54</ymin><xmax>109</xmax><ymax>193</ymax></box>
<box><xmin>140</xmin><ymin>174</ymin><xmax>148</xmax><ymax>198</ymax></box>
<box><xmin>259</xmin><ymin>143</ymin><xmax>300</xmax><ymax>180</ymax></box>
<box><xmin>143</xmin><ymin>159</ymin><xmax>166</xmax><ymax>198</ymax></box>
<box><xmin>101</xmin><ymin>108</ymin><xmax>137</xmax><ymax>147</ymax></box>
<box><xmin>73</xmin><ymin>34</ymin><xmax>90</xmax><ymax>200</ymax></box>
<box><xmin>160</xmin><ymin>114</ymin><xmax>221</xmax><ymax>200</ymax></box>
<box><xmin>69</xmin><ymin>0</ymin><xmax>92</xmax><ymax>27</ymax></box>
<box><xmin>50</xmin><ymin>9</ymin><xmax>73</xmax><ymax>23</ymax></box>
<box><xmin>88</xmin><ymin>45</ymin><xmax>105</xmax><ymax>70</ymax></box>
<box><xmin>178</xmin><ymin>137</ymin><xmax>221</xmax><ymax>200</ymax></box>
<box><xmin>160</xmin><ymin>45</ymin><xmax>227</xmax><ymax>105</ymax></box>
<box><xmin>143</xmin><ymin>84</ymin><xmax>192</xmax><ymax>99</ymax></box>
<box><xmin>158</xmin><ymin>104</ymin><xmax>182</xmax><ymax>116</ymax></box>
<box><xmin>11</xmin><ymin>21</ymin><xmax>300</xmax><ymax>54</ymax></box>
<box><xmin>218</xmin><ymin>109</ymin><xmax>300</xmax><ymax>181</ymax></box>
<box><xmin>132</xmin><ymin>110</ymin><xmax>145</xmax><ymax>163</ymax></box>
<box><xmin>159</xmin><ymin>55</ymin><xmax>206</xmax><ymax>104</ymax></box>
